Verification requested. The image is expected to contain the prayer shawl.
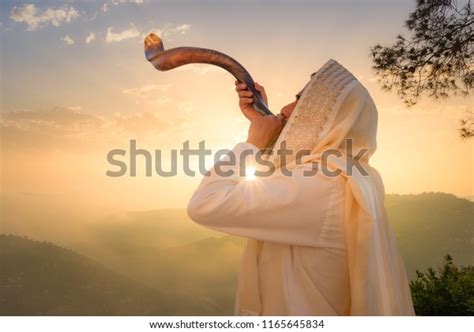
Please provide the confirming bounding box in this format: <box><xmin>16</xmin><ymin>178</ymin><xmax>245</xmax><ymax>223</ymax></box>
<box><xmin>188</xmin><ymin>59</ymin><xmax>415</xmax><ymax>315</ymax></box>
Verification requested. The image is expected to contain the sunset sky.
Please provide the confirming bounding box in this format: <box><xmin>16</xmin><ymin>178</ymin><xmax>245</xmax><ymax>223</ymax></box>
<box><xmin>1</xmin><ymin>0</ymin><xmax>472</xmax><ymax>237</ymax></box>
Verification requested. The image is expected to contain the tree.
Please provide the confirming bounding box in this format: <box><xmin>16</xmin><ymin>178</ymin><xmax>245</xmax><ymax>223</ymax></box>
<box><xmin>410</xmin><ymin>254</ymin><xmax>474</xmax><ymax>315</ymax></box>
<box><xmin>370</xmin><ymin>0</ymin><xmax>473</xmax><ymax>137</ymax></box>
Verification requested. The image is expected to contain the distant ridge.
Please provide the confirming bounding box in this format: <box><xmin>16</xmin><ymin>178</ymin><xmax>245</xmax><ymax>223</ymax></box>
<box><xmin>386</xmin><ymin>192</ymin><xmax>473</xmax><ymax>279</ymax></box>
<box><xmin>0</xmin><ymin>234</ymin><xmax>220</xmax><ymax>315</ymax></box>
<box><xmin>462</xmin><ymin>195</ymin><xmax>474</xmax><ymax>202</ymax></box>
<box><xmin>2</xmin><ymin>192</ymin><xmax>472</xmax><ymax>315</ymax></box>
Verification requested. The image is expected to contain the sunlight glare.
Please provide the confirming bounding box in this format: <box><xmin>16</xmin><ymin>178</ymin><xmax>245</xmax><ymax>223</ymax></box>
<box><xmin>246</xmin><ymin>166</ymin><xmax>256</xmax><ymax>181</ymax></box>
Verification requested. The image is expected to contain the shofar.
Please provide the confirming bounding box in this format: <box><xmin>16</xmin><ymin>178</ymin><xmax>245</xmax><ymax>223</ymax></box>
<box><xmin>144</xmin><ymin>33</ymin><xmax>273</xmax><ymax>116</ymax></box>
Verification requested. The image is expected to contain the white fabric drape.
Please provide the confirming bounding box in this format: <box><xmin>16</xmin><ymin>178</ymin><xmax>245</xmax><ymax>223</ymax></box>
<box><xmin>188</xmin><ymin>59</ymin><xmax>415</xmax><ymax>315</ymax></box>
<box><xmin>270</xmin><ymin>59</ymin><xmax>414</xmax><ymax>315</ymax></box>
<box><xmin>188</xmin><ymin>143</ymin><xmax>351</xmax><ymax>315</ymax></box>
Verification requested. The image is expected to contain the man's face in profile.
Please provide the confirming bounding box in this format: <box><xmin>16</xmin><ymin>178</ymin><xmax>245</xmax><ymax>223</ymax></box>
<box><xmin>279</xmin><ymin>83</ymin><xmax>307</xmax><ymax>124</ymax></box>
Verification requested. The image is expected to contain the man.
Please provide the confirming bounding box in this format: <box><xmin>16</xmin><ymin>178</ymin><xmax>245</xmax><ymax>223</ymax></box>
<box><xmin>187</xmin><ymin>59</ymin><xmax>415</xmax><ymax>316</ymax></box>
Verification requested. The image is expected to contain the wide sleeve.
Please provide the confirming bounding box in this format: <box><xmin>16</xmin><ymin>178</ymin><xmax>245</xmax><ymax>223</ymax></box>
<box><xmin>187</xmin><ymin>142</ymin><xmax>343</xmax><ymax>246</ymax></box>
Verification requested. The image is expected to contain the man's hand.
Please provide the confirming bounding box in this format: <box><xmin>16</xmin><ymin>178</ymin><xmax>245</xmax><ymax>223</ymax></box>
<box><xmin>247</xmin><ymin>114</ymin><xmax>284</xmax><ymax>150</ymax></box>
<box><xmin>235</xmin><ymin>80</ymin><xmax>268</xmax><ymax>121</ymax></box>
<box><xmin>234</xmin><ymin>81</ymin><xmax>282</xmax><ymax>149</ymax></box>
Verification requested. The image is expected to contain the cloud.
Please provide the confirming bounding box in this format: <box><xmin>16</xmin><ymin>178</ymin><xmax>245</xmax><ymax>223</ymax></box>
<box><xmin>61</xmin><ymin>35</ymin><xmax>74</xmax><ymax>45</ymax></box>
<box><xmin>105</xmin><ymin>25</ymin><xmax>140</xmax><ymax>43</ymax></box>
<box><xmin>1</xmin><ymin>107</ymin><xmax>177</xmax><ymax>135</ymax></box>
<box><xmin>2</xmin><ymin>107</ymin><xmax>101</xmax><ymax>129</ymax></box>
<box><xmin>111</xmin><ymin>0</ymin><xmax>144</xmax><ymax>4</ymax></box>
<box><xmin>151</xmin><ymin>97</ymin><xmax>173</xmax><ymax>105</ymax></box>
<box><xmin>1</xmin><ymin>107</ymin><xmax>102</xmax><ymax>149</ymax></box>
<box><xmin>111</xmin><ymin>110</ymin><xmax>168</xmax><ymax>134</ymax></box>
<box><xmin>175</xmin><ymin>24</ymin><xmax>190</xmax><ymax>34</ymax></box>
<box><xmin>1</xmin><ymin>107</ymin><xmax>184</xmax><ymax>150</ymax></box>
<box><xmin>85</xmin><ymin>32</ymin><xmax>96</xmax><ymax>44</ymax></box>
<box><xmin>10</xmin><ymin>4</ymin><xmax>79</xmax><ymax>31</ymax></box>
<box><xmin>122</xmin><ymin>84</ymin><xmax>172</xmax><ymax>97</ymax></box>
<box><xmin>101</xmin><ymin>0</ymin><xmax>144</xmax><ymax>13</ymax></box>
<box><xmin>145</xmin><ymin>23</ymin><xmax>191</xmax><ymax>41</ymax></box>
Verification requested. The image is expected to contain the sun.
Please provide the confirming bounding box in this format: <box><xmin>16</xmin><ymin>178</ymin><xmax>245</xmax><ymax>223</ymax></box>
<box><xmin>245</xmin><ymin>166</ymin><xmax>256</xmax><ymax>181</ymax></box>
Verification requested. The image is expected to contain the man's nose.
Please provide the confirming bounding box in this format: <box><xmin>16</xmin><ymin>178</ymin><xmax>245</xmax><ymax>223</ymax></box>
<box><xmin>281</xmin><ymin>107</ymin><xmax>290</xmax><ymax>118</ymax></box>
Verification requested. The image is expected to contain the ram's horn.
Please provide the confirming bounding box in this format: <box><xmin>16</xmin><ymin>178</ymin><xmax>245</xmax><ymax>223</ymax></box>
<box><xmin>144</xmin><ymin>33</ymin><xmax>273</xmax><ymax>116</ymax></box>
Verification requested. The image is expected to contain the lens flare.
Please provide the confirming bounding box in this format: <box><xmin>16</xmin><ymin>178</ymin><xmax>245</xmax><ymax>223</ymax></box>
<box><xmin>245</xmin><ymin>166</ymin><xmax>256</xmax><ymax>181</ymax></box>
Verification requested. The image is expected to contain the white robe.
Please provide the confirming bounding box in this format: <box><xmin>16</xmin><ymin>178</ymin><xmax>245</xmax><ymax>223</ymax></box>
<box><xmin>187</xmin><ymin>142</ymin><xmax>351</xmax><ymax>315</ymax></box>
<box><xmin>189</xmin><ymin>59</ymin><xmax>414</xmax><ymax>315</ymax></box>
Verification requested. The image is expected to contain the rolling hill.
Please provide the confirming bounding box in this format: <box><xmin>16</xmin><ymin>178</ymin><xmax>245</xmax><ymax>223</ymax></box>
<box><xmin>1</xmin><ymin>192</ymin><xmax>472</xmax><ymax>315</ymax></box>
<box><xmin>386</xmin><ymin>192</ymin><xmax>473</xmax><ymax>279</ymax></box>
<box><xmin>0</xmin><ymin>234</ymin><xmax>219</xmax><ymax>315</ymax></box>
<box><xmin>69</xmin><ymin>193</ymin><xmax>472</xmax><ymax>314</ymax></box>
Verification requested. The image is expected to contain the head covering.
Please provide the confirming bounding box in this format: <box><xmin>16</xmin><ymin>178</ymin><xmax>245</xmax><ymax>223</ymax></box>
<box><xmin>239</xmin><ymin>59</ymin><xmax>415</xmax><ymax>315</ymax></box>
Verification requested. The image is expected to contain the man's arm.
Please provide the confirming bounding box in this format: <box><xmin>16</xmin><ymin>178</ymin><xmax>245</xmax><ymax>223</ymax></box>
<box><xmin>187</xmin><ymin>142</ymin><xmax>343</xmax><ymax>246</ymax></box>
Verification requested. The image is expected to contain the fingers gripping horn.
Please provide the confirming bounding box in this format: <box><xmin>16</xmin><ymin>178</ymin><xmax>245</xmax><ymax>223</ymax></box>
<box><xmin>144</xmin><ymin>33</ymin><xmax>273</xmax><ymax>116</ymax></box>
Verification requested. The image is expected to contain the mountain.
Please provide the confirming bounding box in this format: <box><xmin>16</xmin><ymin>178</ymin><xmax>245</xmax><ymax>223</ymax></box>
<box><xmin>134</xmin><ymin>236</ymin><xmax>244</xmax><ymax>311</ymax></box>
<box><xmin>69</xmin><ymin>193</ymin><xmax>472</xmax><ymax>314</ymax></box>
<box><xmin>0</xmin><ymin>234</ymin><xmax>219</xmax><ymax>315</ymax></box>
<box><xmin>74</xmin><ymin>233</ymin><xmax>244</xmax><ymax>315</ymax></box>
<box><xmin>2</xmin><ymin>192</ymin><xmax>472</xmax><ymax>315</ymax></box>
<box><xmin>386</xmin><ymin>192</ymin><xmax>473</xmax><ymax>279</ymax></box>
<box><xmin>82</xmin><ymin>208</ymin><xmax>220</xmax><ymax>248</ymax></box>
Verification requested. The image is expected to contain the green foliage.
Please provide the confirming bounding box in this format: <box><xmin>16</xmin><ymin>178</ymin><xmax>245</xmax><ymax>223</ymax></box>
<box><xmin>410</xmin><ymin>254</ymin><xmax>474</xmax><ymax>315</ymax></box>
<box><xmin>371</xmin><ymin>0</ymin><xmax>473</xmax><ymax>105</ymax></box>
<box><xmin>370</xmin><ymin>0</ymin><xmax>473</xmax><ymax>137</ymax></box>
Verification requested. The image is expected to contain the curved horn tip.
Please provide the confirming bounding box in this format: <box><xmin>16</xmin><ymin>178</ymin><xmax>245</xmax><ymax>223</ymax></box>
<box><xmin>144</xmin><ymin>33</ymin><xmax>163</xmax><ymax>49</ymax></box>
<box><xmin>144</xmin><ymin>33</ymin><xmax>165</xmax><ymax>61</ymax></box>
